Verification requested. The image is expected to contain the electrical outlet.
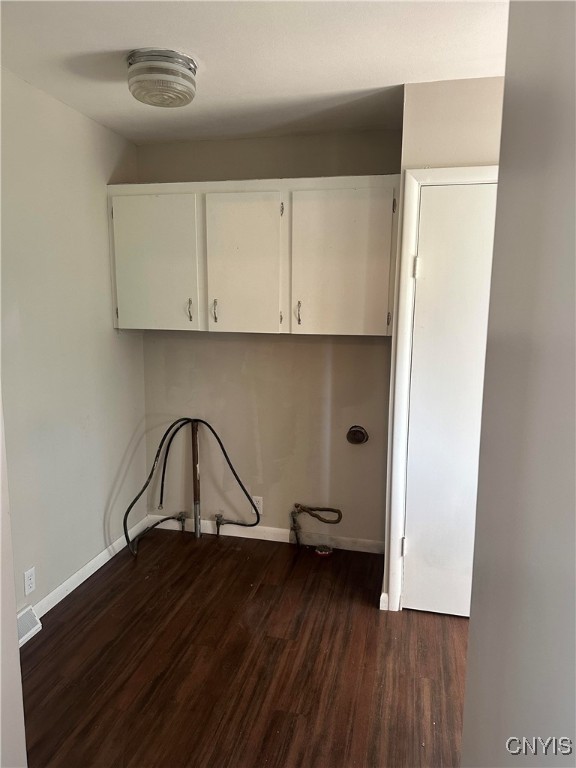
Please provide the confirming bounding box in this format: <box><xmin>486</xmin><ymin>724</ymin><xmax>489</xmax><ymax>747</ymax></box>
<box><xmin>251</xmin><ymin>496</ymin><xmax>263</xmax><ymax>517</ymax></box>
<box><xmin>24</xmin><ymin>567</ymin><xmax>35</xmax><ymax>596</ymax></box>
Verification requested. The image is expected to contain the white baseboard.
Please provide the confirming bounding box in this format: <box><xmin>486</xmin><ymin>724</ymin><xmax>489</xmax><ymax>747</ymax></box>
<box><xmin>31</xmin><ymin>514</ymin><xmax>384</xmax><ymax>623</ymax></box>
<box><xmin>32</xmin><ymin>517</ymin><xmax>149</xmax><ymax>619</ymax></box>
<box><xmin>147</xmin><ymin>514</ymin><xmax>291</xmax><ymax>542</ymax></box>
<box><xmin>379</xmin><ymin>591</ymin><xmax>402</xmax><ymax>611</ymax></box>
<box><xmin>147</xmin><ymin>514</ymin><xmax>384</xmax><ymax>554</ymax></box>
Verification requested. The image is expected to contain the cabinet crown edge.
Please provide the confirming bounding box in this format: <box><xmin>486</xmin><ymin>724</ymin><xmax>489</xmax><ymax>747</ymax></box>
<box><xmin>107</xmin><ymin>174</ymin><xmax>400</xmax><ymax>198</ymax></box>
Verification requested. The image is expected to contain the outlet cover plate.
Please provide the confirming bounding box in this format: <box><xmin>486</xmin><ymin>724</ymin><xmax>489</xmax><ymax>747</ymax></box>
<box><xmin>252</xmin><ymin>496</ymin><xmax>263</xmax><ymax>517</ymax></box>
<box><xmin>24</xmin><ymin>567</ymin><xmax>35</xmax><ymax>596</ymax></box>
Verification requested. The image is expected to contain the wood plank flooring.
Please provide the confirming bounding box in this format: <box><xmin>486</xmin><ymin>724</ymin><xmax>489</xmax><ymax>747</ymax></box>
<box><xmin>20</xmin><ymin>532</ymin><xmax>468</xmax><ymax>768</ymax></box>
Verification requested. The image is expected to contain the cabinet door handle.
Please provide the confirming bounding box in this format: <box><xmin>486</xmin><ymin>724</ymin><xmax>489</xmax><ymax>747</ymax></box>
<box><xmin>187</xmin><ymin>298</ymin><xmax>193</xmax><ymax>322</ymax></box>
<box><xmin>213</xmin><ymin>299</ymin><xmax>218</xmax><ymax>323</ymax></box>
<box><xmin>297</xmin><ymin>300</ymin><xmax>302</xmax><ymax>326</ymax></box>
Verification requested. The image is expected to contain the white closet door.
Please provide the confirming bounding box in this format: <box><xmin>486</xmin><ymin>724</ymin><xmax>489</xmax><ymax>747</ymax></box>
<box><xmin>206</xmin><ymin>191</ymin><xmax>281</xmax><ymax>333</ymax></box>
<box><xmin>112</xmin><ymin>194</ymin><xmax>200</xmax><ymax>330</ymax></box>
<box><xmin>291</xmin><ymin>185</ymin><xmax>394</xmax><ymax>335</ymax></box>
<box><xmin>402</xmin><ymin>183</ymin><xmax>497</xmax><ymax>616</ymax></box>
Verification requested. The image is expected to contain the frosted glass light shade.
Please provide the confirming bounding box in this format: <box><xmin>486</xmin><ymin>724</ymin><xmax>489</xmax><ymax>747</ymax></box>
<box><xmin>127</xmin><ymin>49</ymin><xmax>198</xmax><ymax>108</ymax></box>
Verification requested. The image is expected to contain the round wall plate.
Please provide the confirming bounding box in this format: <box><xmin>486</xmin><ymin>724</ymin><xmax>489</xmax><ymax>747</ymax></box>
<box><xmin>346</xmin><ymin>425</ymin><xmax>369</xmax><ymax>444</ymax></box>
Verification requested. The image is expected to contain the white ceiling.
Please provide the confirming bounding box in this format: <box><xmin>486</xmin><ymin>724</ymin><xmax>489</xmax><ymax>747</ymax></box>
<box><xmin>1</xmin><ymin>1</ymin><xmax>509</xmax><ymax>145</ymax></box>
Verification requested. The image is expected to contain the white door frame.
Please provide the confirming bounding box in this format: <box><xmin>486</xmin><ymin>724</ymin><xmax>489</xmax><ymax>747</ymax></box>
<box><xmin>381</xmin><ymin>166</ymin><xmax>499</xmax><ymax>612</ymax></box>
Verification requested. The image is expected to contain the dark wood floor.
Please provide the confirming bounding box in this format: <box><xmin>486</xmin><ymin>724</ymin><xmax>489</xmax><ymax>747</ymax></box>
<box><xmin>20</xmin><ymin>531</ymin><xmax>468</xmax><ymax>768</ymax></box>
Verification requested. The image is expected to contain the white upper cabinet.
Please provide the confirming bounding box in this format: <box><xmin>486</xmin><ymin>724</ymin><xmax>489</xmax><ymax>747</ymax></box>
<box><xmin>112</xmin><ymin>194</ymin><xmax>201</xmax><ymax>330</ymax></box>
<box><xmin>108</xmin><ymin>175</ymin><xmax>398</xmax><ymax>336</ymax></box>
<box><xmin>206</xmin><ymin>191</ymin><xmax>282</xmax><ymax>334</ymax></box>
<box><xmin>291</xmin><ymin>183</ymin><xmax>395</xmax><ymax>335</ymax></box>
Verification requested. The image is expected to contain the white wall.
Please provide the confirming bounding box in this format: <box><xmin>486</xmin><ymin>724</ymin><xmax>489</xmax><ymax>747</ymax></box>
<box><xmin>461</xmin><ymin>3</ymin><xmax>575</xmax><ymax>765</ymax></box>
<box><xmin>144</xmin><ymin>332</ymin><xmax>390</xmax><ymax>545</ymax></box>
<box><xmin>402</xmin><ymin>77</ymin><xmax>504</xmax><ymax>169</ymax></box>
<box><xmin>1</xmin><ymin>69</ymin><xmax>146</xmax><ymax>610</ymax></box>
<box><xmin>138</xmin><ymin>132</ymin><xmax>400</xmax><ymax>547</ymax></box>
<box><xmin>137</xmin><ymin>130</ymin><xmax>402</xmax><ymax>183</ymax></box>
<box><xmin>1</xmin><ymin>331</ymin><xmax>27</xmax><ymax>766</ymax></box>
<box><xmin>1</xmin><ymin>409</ymin><xmax>27</xmax><ymax>768</ymax></box>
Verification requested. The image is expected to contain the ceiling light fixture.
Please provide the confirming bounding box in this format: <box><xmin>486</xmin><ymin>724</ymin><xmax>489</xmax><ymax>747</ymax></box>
<box><xmin>127</xmin><ymin>48</ymin><xmax>198</xmax><ymax>108</ymax></box>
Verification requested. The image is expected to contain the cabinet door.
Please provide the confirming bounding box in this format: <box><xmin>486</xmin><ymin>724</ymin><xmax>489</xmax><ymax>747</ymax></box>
<box><xmin>206</xmin><ymin>191</ymin><xmax>281</xmax><ymax>333</ymax></box>
<box><xmin>291</xmin><ymin>185</ymin><xmax>394</xmax><ymax>335</ymax></box>
<box><xmin>112</xmin><ymin>194</ymin><xmax>200</xmax><ymax>330</ymax></box>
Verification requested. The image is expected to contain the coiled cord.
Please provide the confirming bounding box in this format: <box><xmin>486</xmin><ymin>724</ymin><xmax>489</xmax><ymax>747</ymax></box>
<box><xmin>289</xmin><ymin>503</ymin><xmax>342</xmax><ymax>547</ymax></box>
<box><xmin>123</xmin><ymin>417</ymin><xmax>260</xmax><ymax>556</ymax></box>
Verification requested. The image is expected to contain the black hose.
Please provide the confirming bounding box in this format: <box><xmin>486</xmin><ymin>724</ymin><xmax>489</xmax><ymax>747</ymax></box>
<box><xmin>123</xmin><ymin>418</ymin><xmax>260</xmax><ymax>556</ymax></box>
<box><xmin>123</xmin><ymin>418</ymin><xmax>190</xmax><ymax>556</ymax></box>
<box><xmin>129</xmin><ymin>513</ymin><xmax>185</xmax><ymax>555</ymax></box>
<box><xmin>193</xmin><ymin>419</ymin><xmax>261</xmax><ymax>532</ymax></box>
<box><xmin>158</xmin><ymin>418</ymin><xmax>260</xmax><ymax>531</ymax></box>
<box><xmin>158</xmin><ymin>420</ymin><xmax>188</xmax><ymax>509</ymax></box>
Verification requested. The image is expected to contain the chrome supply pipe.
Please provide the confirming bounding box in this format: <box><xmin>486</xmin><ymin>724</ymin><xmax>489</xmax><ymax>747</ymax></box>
<box><xmin>191</xmin><ymin>420</ymin><xmax>201</xmax><ymax>539</ymax></box>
